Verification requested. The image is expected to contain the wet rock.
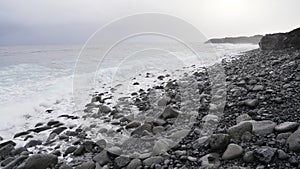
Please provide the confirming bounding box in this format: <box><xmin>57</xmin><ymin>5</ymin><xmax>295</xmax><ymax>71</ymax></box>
<box><xmin>254</xmin><ymin>146</ymin><xmax>277</xmax><ymax>163</ymax></box>
<box><xmin>25</xmin><ymin>140</ymin><xmax>42</xmax><ymax>148</ymax></box>
<box><xmin>0</xmin><ymin>136</ymin><xmax>3</xmax><ymax>141</ymax></box>
<box><xmin>126</xmin><ymin>159</ymin><xmax>142</xmax><ymax>169</ymax></box>
<box><xmin>209</xmin><ymin>134</ymin><xmax>230</xmax><ymax>151</ymax></box>
<box><xmin>13</xmin><ymin>131</ymin><xmax>30</xmax><ymax>138</ymax></box>
<box><xmin>31</xmin><ymin>126</ymin><xmax>51</xmax><ymax>133</ymax></box>
<box><xmin>73</xmin><ymin>145</ymin><xmax>85</xmax><ymax>156</ymax></box>
<box><xmin>107</xmin><ymin>146</ymin><xmax>122</xmax><ymax>156</ymax></box>
<box><xmin>287</xmin><ymin>128</ymin><xmax>300</xmax><ymax>152</ymax></box>
<box><xmin>50</xmin><ymin>127</ymin><xmax>67</xmax><ymax>135</ymax></box>
<box><xmin>75</xmin><ymin>162</ymin><xmax>96</xmax><ymax>169</ymax></box>
<box><xmin>125</xmin><ymin>121</ymin><xmax>141</xmax><ymax>129</ymax></box>
<box><xmin>200</xmin><ymin>153</ymin><xmax>220</xmax><ymax>169</ymax></box>
<box><xmin>22</xmin><ymin>154</ymin><xmax>58</xmax><ymax>169</ymax></box>
<box><xmin>96</xmin><ymin>139</ymin><xmax>106</xmax><ymax>149</ymax></box>
<box><xmin>252</xmin><ymin>120</ymin><xmax>276</xmax><ymax>136</ymax></box>
<box><xmin>131</xmin><ymin>123</ymin><xmax>152</xmax><ymax>136</ymax></box>
<box><xmin>2</xmin><ymin>155</ymin><xmax>28</xmax><ymax>169</ymax></box>
<box><xmin>93</xmin><ymin>150</ymin><xmax>111</xmax><ymax>166</ymax></box>
<box><xmin>159</xmin><ymin>106</ymin><xmax>180</xmax><ymax>119</ymax></box>
<box><xmin>143</xmin><ymin>156</ymin><xmax>164</xmax><ymax>166</ymax></box>
<box><xmin>0</xmin><ymin>144</ymin><xmax>14</xmax><ymax>159</ymax></box>
<box><xmin>222</xmin><ymin>144</ymin><xmax>243</xmax><ymax>160</ymax></box>
<box><xmin>47</xmin><ymin>120</ymin><xmax>60</xmax><ymax>126</ymax></box>
<box><xmin>275</xmin><ymin>122</ymin><xmax>299</xmax><ymax>132</ymax></box>
<box><xmin>59</xmin><ymin>164</ymin><xmax>73</xmax><ymax>169</ymax></box>
<box><xmin>98</xmin><ymin>105</ymin><xmax>111</xmax><ymax>114</ymax></box>
<box><xmin>114</xmin><ymin>156</ymin><xmax>131</xmax><ymax>168</ymax></box>
<box><xmin>227</xmin><ymin>121</ymin><xmax>253</xmax><ymax>140</ymax></box>
<box><xmin>11</xmin><ymin>147</ymin><xmax>27</xmax><ymax>155</ymax></box>
<box><xmin>64</xmin><ymin>146</ymin><xmax>77</xmax><ymax>156</ymax></box>
<box><xmin>157</xmin><ymin>97</ymin><xmax>170</xmax><ymax>106</ymax></box>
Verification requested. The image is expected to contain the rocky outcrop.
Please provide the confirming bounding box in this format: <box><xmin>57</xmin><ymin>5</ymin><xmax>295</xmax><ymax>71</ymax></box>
<box><xmin>259</xmin><ymin>27</ymin><xmax>300</xmax><ymax>50</ymax></box>
<box><xmin>206</xmin><ymin>35</ymin><xmax>263</xmax><ymax>44</ymax></box>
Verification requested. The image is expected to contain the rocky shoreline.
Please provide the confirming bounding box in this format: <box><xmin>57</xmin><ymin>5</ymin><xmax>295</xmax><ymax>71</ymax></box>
<box><xmin>1</xmin><ymin>29</ymin><xmax>300</xmax><ymax>169</ymax></box>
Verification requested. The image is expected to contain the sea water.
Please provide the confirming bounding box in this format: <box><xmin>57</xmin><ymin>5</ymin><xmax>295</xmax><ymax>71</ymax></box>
<box><xmin>0</xmin><ymin>43</ymin><xmax>257</xmax><ymax>140</ymax></box>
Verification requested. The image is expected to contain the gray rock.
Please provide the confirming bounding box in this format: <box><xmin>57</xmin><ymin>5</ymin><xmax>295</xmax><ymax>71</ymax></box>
<box><xmin>243</xmin><ymin>151</ymin><xmax>255</xmax><ymax>163</ymax></box>
<box><xmin>254</xmin><ymin>146</ymin><xmax>277</xmax><ymax>163</ymax></box>
<box><xmin>93</xmin><ymin>150</ymin><xmax>111</xmax><ymax>166</ymax></box>
<box><xmin>98</xmin><ymin>105</ymin><xmax>111</xmax><ymax>114</ymax></box>
<box><xmin>157</xmin><ymin>97</ymin><xmax>170</xmax><ymax>106</ymax></box>
<box><xmin>153</xmin><ymin>126</ymin><xmax>164</xmax><ymax>134</ymax></box>
<box><xmin>131</xmin><ymin>123</ymin><xmax>152</xmax><ymax>136</ymax></box>
<box><xmin>277</xmin><ymin>149</ymin><xmax>289</xmax><ymax>160</ymax></box>
<box><xmin>24</xmin><ymin>140</ymin><xmax>42</xmax><ymax>148</ymax></box>
<box><xmin>222</xmin><ymin>144</ymin><xmax>243</xmax><ymax>160</ymax></box>
<box><xmin>159</xmin><ymin>106</ymin><xmax>180</xmax><ymax>119</ymax></box>
<box><xmin>96</xmin><ymin>139</ymin><xmax>107</xmax><ymax>149</ymax></box>
<box><xmin>143</xmin><ymin>156</ymin><xmax>164</xmax><ymax>166</ymax></box>
<box><xmin>276</xmin><ymin>132</ymin><xmax>292</xmax><ymax>140</ymax></box>
<box><xmin>125</xmin><ymin>121</ymin><xmax>141</xmax><ymax>129</ymax></box>
<box><xmin>0</xmin><ymin>136</ymin><xmax>3</xmax><ymax>141</ymax></box>
<box><xmin>23</xmin><ymin>154</ymin><xmax>58</xmax><ymax>169</ymax></box>
<box><xmin>153</xmin><ymin>139</ymin><xmax>171</xmax><ymax>155</ymax></box>
<box><xmin>227</xmin><ymin>121</ymin><xmax>253</xmax><ymax>140</ymax></box>
<box><xmin>200</xmin><ymin>153</ymin><xmax>220</xmax><ymax>169</ymax></box>
<box><xmin>13</xmin><ymin>131</ymin><xmax>30</xmax><ymax>138</ymax></box>
<box><xmin>244</xmin><ymin>99</ymin><xmax>259</xmax><ymax>108</ymax></box>
<box><xmin>192</xmin><ymin>136</ymin><xmax>209</xmax><ymax>149</ymax></box>
<box><xmin>0</xmin><ymin>144</ymin><xmax>14</xmax><ymax>158</ymax></box>
<box><xmin>209</xmin><ymin>134</ymin><xmax>230</xmax><ymax>150</ymax></box>
<box><xmin>287</xmin><ymin>128</ymin><xmax>300</xmax><ymax>152</ymax></box>
<box><xmin>64</xmin><ymin>146</ymin><xmax>77</xmax><ymax>156</ymax></box>
<box><xmin>114</xmin><ymin>156</ymin><xmax>131</xmax><ymax>168</ymax></box>
<box><xmin>252</xmin><ymin>120</ymin><xmax>276</xmax><ymax>136</ymax></box>
<box><xmin>59</xmin><ymin>164</ymin><xmax>73</xmax><ymax>169</ymax></box>
<box><xmin>2</xmin><ymin>155</ymin><xmax>28</xmax><ymax>169</ymax></box>
<box><xmin>236</xmin><ymin>114</ymin><xmax>252</xmax><ymax>124</ymax></box>
<box><xmin>107</xmin><ymin>146</ymin><xmax>122</xmax><ymax>156</ymax></box>
<box><xmin>126</xmin><ymin>159</ymin><xmax>142</xmax><ymax>169</ymax></box>
<box><xmin>11</xmin><ymin>147</ymin><xmax>27</xmax><ymax>155</ymax></box>
<box><xmin>275</xmin><ymin>122</ymin><xmax>299</xmax><ymax>132</ymax></box>
<box><xmin>75</xmin><ymin>162</ymin><xmax>96</xmax><ymax>169</ymax></box>
<box><xmin>252</xmin><ymin>85</ymin><xmax>264</xmax><ymax>91</ymax></box>
<box><xmin>73</xmin><ymin>145</ymin><xmax>85</xmax><ymax>156</ymax></box>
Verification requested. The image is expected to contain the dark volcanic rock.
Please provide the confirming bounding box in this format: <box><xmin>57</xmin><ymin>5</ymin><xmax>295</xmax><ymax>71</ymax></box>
<box><xmin>209</xmin><ymin>134</ymin><xmax>230</xmax><ymax>151</ymax></box>
<box><xmin>13</xmin><ymin>131</ymin><xmax>30</xmax><ymax>138</ymax></box>
<box><xmin>25</xmin><ymin>140</ymin><xmax>42</xmax><ymax>148</ymax></box>
<box><xmin>254</xmin><ymin>146</ymin><xmax>277</xmax><ymax>163</ymax></box>
<box><xmin>22</xmin><ymin>154</ymin><xmax>58</xmax><ymax>169</ymax></box>
<box><xmin>75</xmin><ymin>162</ymin><xmax>95</xmax><ymax>169</ymax></box>
<box><xmin>259</xmin><ymin>27</ymin><xmax>300</xmax><ymax>50</ymax></box>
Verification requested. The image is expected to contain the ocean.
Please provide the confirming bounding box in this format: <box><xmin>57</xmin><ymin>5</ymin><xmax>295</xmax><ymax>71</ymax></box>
<box><xmin>0</xmin><ymin>43</ymin><xmax>258</xmax><ymax>140</ymax></box>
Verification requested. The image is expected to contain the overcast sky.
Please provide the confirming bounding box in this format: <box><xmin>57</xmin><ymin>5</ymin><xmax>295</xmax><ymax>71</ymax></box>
<box><xmin>0</xmin><ymin>0</ymin><xmax>299</xmax><ymax>46</ymax></box>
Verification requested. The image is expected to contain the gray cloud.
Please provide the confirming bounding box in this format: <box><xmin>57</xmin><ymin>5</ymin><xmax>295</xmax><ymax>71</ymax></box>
<box><xmin>0</xmin><ymin>0</ymin><xmax>299</xmax><ymax>45</ymax></box>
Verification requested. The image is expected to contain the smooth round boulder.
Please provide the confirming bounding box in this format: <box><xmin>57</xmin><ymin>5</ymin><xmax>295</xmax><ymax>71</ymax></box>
<box><xmin>222</xmin><ymin>144</ymin><xmax>243</xmax><ymax>160</ymax></box>
<box><xmin>23</xmin><ymin>154</ymin><xmax>58</xmax><ymax>169</ymax></box>
<box><xmin>275</xmin><ymin>122</ymin><xmax>299</xmax><ymax>133</ymax></box>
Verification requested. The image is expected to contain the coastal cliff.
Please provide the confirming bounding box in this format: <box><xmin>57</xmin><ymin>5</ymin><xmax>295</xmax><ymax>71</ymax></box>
<box><xmin>206</xmin><ymin>35</ymin><xmax>263</xmax><ymax>45</ymax></box>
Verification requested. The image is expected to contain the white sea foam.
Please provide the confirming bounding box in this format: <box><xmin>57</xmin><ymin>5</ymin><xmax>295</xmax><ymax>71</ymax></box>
<box><xmin>0</xmin><ymin>44</ymin><xmax>258</xmax><ymax>140</ymax></box>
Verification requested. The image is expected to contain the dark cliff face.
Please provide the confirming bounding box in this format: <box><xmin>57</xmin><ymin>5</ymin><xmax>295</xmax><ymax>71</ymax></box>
<box><xmin>259</xmin><ymin>27</ymin><xmax>300</xmax><ymax>50</ymax></box>
<box><xmin>206</xmin><ymin>35</ymin><xmax>263</xmax><ymax>44</ymax></box>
